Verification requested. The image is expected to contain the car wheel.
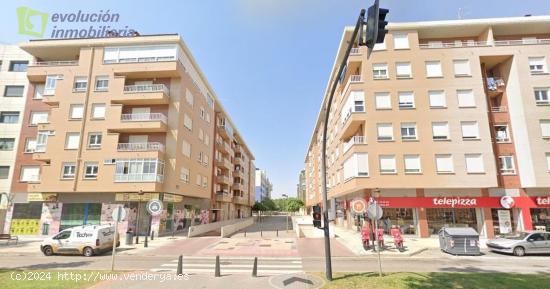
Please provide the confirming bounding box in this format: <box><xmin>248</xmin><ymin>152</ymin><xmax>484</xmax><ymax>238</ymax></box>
<box><xmin>513</xmin><ymin>246</ymin><xmax>525</xmax><ymax>257</ymax></box>
<box><xmin>83</xmin><ymin>247</ymin><xmax>94</xmax><ymax>257</ymax></box>
<box><xmin>42</xmin><ymin>246</ymin><xmax>53</xmax><ymax>256</ymax></box>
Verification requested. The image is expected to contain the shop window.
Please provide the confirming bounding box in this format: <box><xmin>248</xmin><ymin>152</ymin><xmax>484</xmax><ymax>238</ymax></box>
<box><xmin>426</xmin><ymin>208</ymin><xmax>479</xmax><ymax>234</ymax></box>
<box><xmin>491</xmin><ymin>209</ymin><xmax>516</xmax><ymax>236</ymax></box>
<box><xmin>531</xmin><ymin>208</ymin><xmax>550</xmax><ymax>232</ymax></box>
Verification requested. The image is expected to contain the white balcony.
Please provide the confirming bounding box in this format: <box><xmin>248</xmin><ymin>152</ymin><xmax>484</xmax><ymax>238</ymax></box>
<box><xmin>419</xmin><ymin>41</ymin><xmax>490</xmax><ymax>49</ymax></box>
<box><xmin>29</xmin><ymin>60</ymin><xmax>79</xmax><ymax>67</ymax></box>
<box><xmin>494</xmin><ymin>39</ymin><xmax>550</xmax><ymax>46</ymax></box>
<box><xmin>121</xmin><ymin>113</ymin><xmax>167</xmax><ymax>123</ymax></box>
<box><xmin>350</xmin><ymin>47</ymin><xmax>361</xmax><ymax>55</ymax></box>
<box><xmin>123</xmin><ymin>84</ymin><xmax>169</xmax><ymax>94</ymax></box>
<box><xmin>343</xmin><ymin>136</ymin><xmax>367</xmax><ymax>152</ymax></box>
<box><xmin>490</xmin><ymin>106</ymin><xmax>507</xmax><ymax>113</ymax></box>
<box><xmin>117</xmin><ymin>142</ymin><xmax>165</xmax><ymax>152</ymax></box>
<box><xmin>349</xmin><ymin>75</ymin><xmax>362</xmax><ymax>83</ymax></box>
<box><xmin>114</xmin><ymin>173</ymin><xmax>164</xmax><ymax>183</ymax></box>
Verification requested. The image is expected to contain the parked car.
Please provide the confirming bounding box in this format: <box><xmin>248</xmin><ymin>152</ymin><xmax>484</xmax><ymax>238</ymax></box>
<box><xmin>40</xmin><ymin>224</ymin><xmax>119</xmax><ymax>257</ymax></box>
<box><xmin>486</xmin><ymin>231</ymin><xmax>550</xmax><ymax>256</ymax></box>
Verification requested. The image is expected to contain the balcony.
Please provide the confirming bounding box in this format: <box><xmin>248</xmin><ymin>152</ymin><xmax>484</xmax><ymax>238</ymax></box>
<box><xmin>27</xmin><ymin>60</ymin><xmax>79</xmax><ymax>82</ymax></box>
<box><xmin>114</xmin><ymin>173</ymin><xmax>164</xmax><ymax>183</ymax></box>
<box><xmin>486</xmin><ymin>78</ymin><xmax>506</xmax><ymax>97</ymax></box>
<box><xmin>494</xmin><ymin>39</ymin><xmax>550</xmax><ymax>46</ymax></box>
<box><xmin>216</xmin><ymin>158</ymin><xmax>232</xmax><ymax>170</ymax></box>
<box><xmin>343</xmin><ymin>136</ymin><xmax>367</xmax><ymax>153</ymax></box>
<box><xmin>419</xmin><ymin>40</ymin><xmax>490</xmax><ymax>49</ymax></box>
<box><xmin>350</xmin><ymin>47</ymin><xmax>361</xmax><ymax>55</ymax></box>
<box><xmin>109</xmin><ymin>113</ymin><xmax>167</xmax><ymax>133</ymax></box>
<box><xmin>340</xmin><ymin>107</ymin><xmax>367</xmax><ymax>140</ymax></box>
<box><xmin>216</xmin><ymin>175</ymin><xmax>231</xmax><ymax>185</ymax></box>
<box><xmin>111</xmin><ymin>84</ymin><xmax>170</xmax><ymax>105</ymax></box>
<box><xmin>490</xmin><ymin>106</ymin><xmax>507</xmax><ymax>113</ymax></box>
<box><xmin>234</xmin><ymin>157</ymin><xmax>244</xmax><ymax>166</ymax></box>
<box><xmin>117</xmin><ymin>142</ymin><xmax>165</xmax><ymax>152</ymax></box>
<box><xmin>234</xmin><ymin>144</ymin><xmax>242</xmax><ymax>153</ymax></box>
<box><xmin>103</xmin><ymin>57</ymin><xmax>180</xmax><ymax>78</ymax></box>
<box><xmin>217</xmin><ymin>124</ymin><xmax>233</xmax><ymax>139</ymax></box>
<box><xmin>234</xmin><ymin>196</ymin><xmax>249</xmax><ymax>206</ymax></box>
<box><xmin>216</xmin><ymin>140</ymin><xmax>232</xmax><ymax>154</ymax></box>
<box><xmin>215</xmin><ymin>191</ymin><xmax>233</xmax><ymax>202</ymax></box>
<box><xmin>232</xmin><ymin>183</ymin><xmax>244</xmax><ymax>191</ymax></box>
<box><xmin>233</xmin><ymin>169</ymin><xmax>244</xmax><ymax>178</ymax></box>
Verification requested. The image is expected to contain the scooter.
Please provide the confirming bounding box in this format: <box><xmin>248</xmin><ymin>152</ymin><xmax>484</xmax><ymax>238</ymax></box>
<box><xmin>361</xmin><ymin>227</ymin><xmax>371</xmax><ymax>250</ymax></box>
<box><xmin>390</xmin><ymin>226</ymin><xmax>405</xmax><ymax>251</ymax></box>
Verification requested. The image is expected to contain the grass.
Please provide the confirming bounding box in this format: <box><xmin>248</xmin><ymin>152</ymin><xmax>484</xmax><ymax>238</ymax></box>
<box><xmin>0</xmin><ymin>269</ymin><xmax>118</xmax><ymax>289</ymax></box>
<box><xmin>315</xmin><ymin>272</ymin><xmax>550</xmax><ymax>289</ymax></box>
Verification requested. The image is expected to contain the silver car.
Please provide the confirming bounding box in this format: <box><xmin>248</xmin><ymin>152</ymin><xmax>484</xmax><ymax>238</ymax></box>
<box><xmin>486</xmin><ymin>231</ymin><xmax>550</xmax><ymax>256</ymax></box>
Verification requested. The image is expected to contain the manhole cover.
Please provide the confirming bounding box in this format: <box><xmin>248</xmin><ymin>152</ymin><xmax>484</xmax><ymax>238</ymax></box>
<box><xmin>269</xmin><ymin>273</ymin><xmax>325</xmax><ymax>289</ymax></box>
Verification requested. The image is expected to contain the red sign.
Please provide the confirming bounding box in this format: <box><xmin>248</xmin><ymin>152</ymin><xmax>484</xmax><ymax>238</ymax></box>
<box><xmin>374</xmin><ymin>196</ymin><xmax>550</xmax><ymax>209</ymax></box>
<box><xmin>535</xmin><ymin>196</ymin><xmax>550</xmax><ymax>207</ymax></box>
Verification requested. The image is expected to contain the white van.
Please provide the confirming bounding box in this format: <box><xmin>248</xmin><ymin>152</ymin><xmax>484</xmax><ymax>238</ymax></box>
<box><xmin>41</xmin><ymin>224</ymin><xmax>120</xmax><ymax>257</ymax></box>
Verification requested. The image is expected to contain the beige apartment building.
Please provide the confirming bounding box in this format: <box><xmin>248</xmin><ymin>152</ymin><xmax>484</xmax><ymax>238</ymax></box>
<box><xmin>305</xmin><ymin>16</ymin><xmax>550</xmax><ymax>238</ymax></box>
<box><xmin>4</xmin><ymin>34</ymin><xmax>255</xmax><ymax>236</ymax></box>
<box><xmin>0</xmin><ymin>46</ymin><xmax>33</xmax><ymax>233</ymax></box>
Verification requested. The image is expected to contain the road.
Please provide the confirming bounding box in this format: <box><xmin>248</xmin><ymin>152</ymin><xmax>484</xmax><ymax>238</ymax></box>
<box><xmin>231</xmin><ymin>215</ymin><xmax>294</xmax><ymax>238</ymax></box>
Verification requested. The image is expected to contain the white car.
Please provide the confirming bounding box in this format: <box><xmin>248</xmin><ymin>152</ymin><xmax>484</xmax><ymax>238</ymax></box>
<box><xmin>40</xmin><ymin>224</ymin><xmax>119</xmax><ymax>257</ymax></box>
<box><xmin>486</xmin><ymin>231</ymin><xmax>550</xmax><ymax>256</ymax></box>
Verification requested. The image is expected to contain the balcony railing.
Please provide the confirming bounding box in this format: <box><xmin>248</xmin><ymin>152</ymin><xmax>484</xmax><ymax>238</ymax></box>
<box><xmin>350</xmin><ymin>75</ymin><xmax>362</xmax><ymax>83</ymax></box>
<box><xmin>487</xmin><ymin>78</ymin><xmax>505</xmax><ymax>91</ymax></box>
<box><xmin>341</xmin><ymin>105</ymin><xmax>365</xmax><ymax>124</ymax></box>
<box><xmin>419</xmin><ymin>41</ymin><xmax>490</xmax><ymax>49</ymax></box>
<box><xmin>114</xmin><ymin>173</ymin><xmax>164</xmax><ymax>183</ymax></box>
<box><xmin>494</xmin><ymin>39</ymin><xmax>550</xmax><ymax>46</ymax></box>
<box><xmin>490</xmin><ymin>106</ymin><xmax>507</xmax><ymax>113</ymax></box>
<box><xmin>496</xmin><ymin>136</ymin><xmax>510</xmax><ymax>143</ymax></box>
<box><xmin>350</xmin><ymin>47</ymin><xmax>361</xmax><ymax>55</ymax></box>
<box><xmin>29</xmin><ymin>60</ymin><xmax>79</xmax><ymax>67</ymax></box>
<box><xmin>121</xmin><ymin>113</ymin><xmax>167</xmax><ymax>123</ymax></box>
<box><xmin>343</xmin><ymin>136</ymin><xmax>366</xmax><ymax>152</ymax></box>
<box><xmin>104</xmin><ymin>56</ymin><xmax>176</xmax><ymax>64</ymax></box>
<box><xmin>123</xmin><ymin>84</ymin><xmax>169</xmax><ymax>94</ymax></box>
<box><xmin>117</xmin><ymin>142</ymin><xmax>165</xmax><ymax>152</ymax></box>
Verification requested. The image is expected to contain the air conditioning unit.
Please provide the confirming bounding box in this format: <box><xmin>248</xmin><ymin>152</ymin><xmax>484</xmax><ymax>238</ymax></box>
<box><xmin>104</xmin><ymin>159</ymin><xmax>116</xmax><ymax>165</ymax></box>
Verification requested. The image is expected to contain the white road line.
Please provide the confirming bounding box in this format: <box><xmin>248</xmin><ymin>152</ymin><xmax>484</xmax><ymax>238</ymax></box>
<box><xmin>151</xmin><ymin>268</ymin><xmax>303</xmax><ymax>274</ymax></box>
<box><xmin>160</xmin><ymin>263</ymin><xmax>303</xmax><ymax>268</ymax></box>
<box><xmin>174</xmin><ymin>256</ymin><xmax>302</xmax><ymax>260</ymax></box>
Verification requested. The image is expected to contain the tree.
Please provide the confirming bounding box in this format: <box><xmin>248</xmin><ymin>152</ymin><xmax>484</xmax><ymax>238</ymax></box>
<box><xmin>252</xmin><ymin>201</ymin><xmax>265</xmax><ymax>211</ymax></box>
<box><xmin>285</xmin><ymin>198</ymin><xmax>304</xmax><ymax>212</ymax></box>
<box><xmin>261</xmin><ymin>198</ymin><xmax>277</xmax><ymax>211</ymax></box>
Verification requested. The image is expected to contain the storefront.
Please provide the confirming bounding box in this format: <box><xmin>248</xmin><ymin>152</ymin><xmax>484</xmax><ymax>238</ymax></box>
<box><xmin>531</xmin><ymin>196</ymin><xmax>550</xmax><ymax>231</ymax></box>
<box><xmin>60</xmin><ymin>203</ymin><xmax>101</xmax><ymax>231</ymax></box>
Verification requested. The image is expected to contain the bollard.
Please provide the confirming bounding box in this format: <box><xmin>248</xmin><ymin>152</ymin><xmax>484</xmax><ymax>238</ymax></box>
<box><xmin>244</xmin><ymin>229</ymin><xmax>246</xmax><ymax>238</ymax></box>
<box><xmin>215</xmin><ymin>255</ymin><xmax>221</xmax><ymax>277</ymax></box>
<box><xmin>177</xmin><ymin>255</ymin><xmax>183</xmax><ymax>275</ymax></box>
<box><xmin>151</xmin><ymin>230</ymin><xmax>154</xmax><ymax>241</ymax></box>
<box><xmin>276</xmin><ymin>229</ymin><xmax>278</xmax><ymax>237</ymax></box>
<box><xmin>144</xmin><ymin>235</ymin><xmax>148</xmax><ymax>248</ymax></box>
<box><xmin>260</xmin><ymin>230</ymin><xmax>263</xmax><ymax>237</ymax></box>
<box><xmin>252</xmin><ymin>257</ymin><xmax>258</xmax><ymax>277</ymax></box>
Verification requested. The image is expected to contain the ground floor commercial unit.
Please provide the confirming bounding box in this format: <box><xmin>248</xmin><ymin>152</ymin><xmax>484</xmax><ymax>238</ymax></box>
<box><xmin>212</xmin><ymin>201</ymin><xmax>252</xmax><ymax>222</ymax></box>
<box><xmin>320</xmin><ymin>188</ymin><xmax>550</xmax><ymax>239</ymax></box>
<box><xmin>2</xmin><ymin>192</ymin><xmax>220</xmax><ymax>237</ymax></box>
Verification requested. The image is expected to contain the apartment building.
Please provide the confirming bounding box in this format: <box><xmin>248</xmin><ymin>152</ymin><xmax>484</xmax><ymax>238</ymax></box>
<box><xmin>254</xmin><ymin>168</ymin><xmax>272</xmax><ymax>202</ymax></box>
<box><xmin>0</xmin><ymin>46</ymin><xmax>33</xmax><ymax>233</ymax></box>
<box><xmin>4</xmin><ymin>34</ymin><xmax>255</xmax><ymax>236</ymax></box>
<box><xmin>305</xmin><ymin>16</ymin><xmax>550</xmax><ymax>238</ymax></box>
<box><xmin>297</xmin><ymin>169</ymin><xmax>306</xmax><ymax>203</ymax></box>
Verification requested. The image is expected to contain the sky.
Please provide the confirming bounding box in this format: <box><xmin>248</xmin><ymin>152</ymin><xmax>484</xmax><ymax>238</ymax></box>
<box><xmin>2</xmin><ymin>0</ymin><xmax>550</xmax><ymax>198</ymax></box>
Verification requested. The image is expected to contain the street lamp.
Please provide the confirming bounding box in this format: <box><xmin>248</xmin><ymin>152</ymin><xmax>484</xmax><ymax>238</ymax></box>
<box><xmin>282</xmin><ymin>194</ymin><xmax>289</xmax><ymax>232</ymax></box>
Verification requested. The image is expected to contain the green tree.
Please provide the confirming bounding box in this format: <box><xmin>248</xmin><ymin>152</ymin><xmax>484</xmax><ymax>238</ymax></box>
<box><xmin>285</xmin><ymin>198</ymin><xmax>304</xmax><ymax>212</ymax></box>
<box><xmin>261</xmin><ymin>198</ymin><xmax>277</xmax><ymax>211</ymax></box>
<box><xmin>252</xmin><ymin>201</ymin><xmax>265</xmax><ymax>211</ymax></box>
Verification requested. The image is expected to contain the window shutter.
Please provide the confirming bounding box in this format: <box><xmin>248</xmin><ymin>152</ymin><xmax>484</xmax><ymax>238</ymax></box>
<box><xmin>375</xmin><ymin>92</ymin><xmax>391</xmax><ymax>109</ymax></box>
<box><xmin>457</xmin><ymin>90</ymin><xmax>476</xmax><ymax>107</ymax></box>
<box><xmin>432</xmin><ymin>122</ymin><xmax>449</xmax><ymax>138</ymax></box>
<box><xmin>92</xmin><ymin>104</ymin><xmax>106</xmax><ymax>118</ymax></box>
<box><xmin>436</xmin><ymin>155</ymin><xmax>453</xmax><ymax>172</ymax></box>
<box><xmin>377</xmin><ymin>123</ymin><xmax>393</xmax><ymax>139</ymax></box>
<box><xmin>453</xmin><ymin>60</ymin><xmax>471</xmax><ymax>76</ymax></box>
<box><xmin>426</xmin><ymin>61</ymin><xmax>442</xmax><ymax>77</ymax></box>
<box><xmin>428</xmin><ymin>90</ymin><xmax>446</xmax><ymax>107</ymax></box>
<box><xmin>461</xmin><ymin>121</ymin><xmax>479</xmax><ymax>138</ymax></box>
<box><xmin>465</xmin><ymin>154</ymin><xmax>484</xmax><ymax>173</ymax></box>
<box><xmin>404</xmin><ymin>155</ymin><xmax>421</xmax><ymax>172</ymax></box>
<box><xmin>379</xmin><ymin>155</ymin><xmax>396</xmax><ymax>172</ymax></box>
<box><xmin>396</xmin><ymin>62</ymin><xmax>411</xmax><ymax>76</ymax></box>
<box><xmin>393</xmin><ymin>33</ymin><xmax>409</xmax><ymax>49</ymax></box>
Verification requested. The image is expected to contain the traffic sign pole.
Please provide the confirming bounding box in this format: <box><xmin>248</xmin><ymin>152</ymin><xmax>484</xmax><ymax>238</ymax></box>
<box><xmin>110</xmin><ymin>206</ymin><xmax>123</xmax><ymax>271</ymax></box>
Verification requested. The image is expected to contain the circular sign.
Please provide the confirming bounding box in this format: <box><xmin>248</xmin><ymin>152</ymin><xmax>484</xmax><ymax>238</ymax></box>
<box><xmin>111</xmin><ymin>206</ymin><xmax>126</xmax><ymax>222</ymax></box>
<box><xmin>500</xmin><ymin>196</ymin><xmax>515</xmax><ymax>209</ymax></box>
<box><xmin>367</xmin><ymin>203</ymin><xmax>383</xmax><ymax>220</ymax></box>
<box><xmin>146</xmin><ymin>200</ymin><xmax>163</xmax><ymax>216</ymax></box>
<box><xmin>351</xmin><ymin>199</ymin><xmax>367</xmax><ymax>214</ymax></box>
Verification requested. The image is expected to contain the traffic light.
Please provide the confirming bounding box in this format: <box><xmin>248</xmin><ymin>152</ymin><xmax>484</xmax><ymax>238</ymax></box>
<box><xmin>313</xmin><ymin>205</ymin><xmax>322</xmax><ymax>228</ymax></box>
<box><xmin>364</xmin><ymin>0</ymin><xmax>389</xmax><ymax>57</ymax></box>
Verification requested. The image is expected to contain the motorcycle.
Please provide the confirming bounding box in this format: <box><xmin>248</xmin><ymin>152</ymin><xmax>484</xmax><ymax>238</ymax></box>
<box><xmin>361</xmin><ymin>226</ymin><xmax>371</xmax><ymax>250</ymax></box>
<box><xmin>390</xmin><ymin>225</ymin><xmax>405</xmax><ymax>251</ymax></box>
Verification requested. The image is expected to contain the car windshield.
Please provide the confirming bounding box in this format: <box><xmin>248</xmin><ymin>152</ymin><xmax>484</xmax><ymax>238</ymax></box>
<box><xmin>504</xmin><ymin>232</ymin><xmax>529</xmax><ymax>240</ymax></box>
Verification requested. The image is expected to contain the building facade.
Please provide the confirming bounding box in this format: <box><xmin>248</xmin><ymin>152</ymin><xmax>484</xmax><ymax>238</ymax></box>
<box><xmin>0</xmin><ymin>46</ymin><xmax>33</xmax><ymax>233</ymax></box>
<box><xmin>4</xmin><ymin>35</ymin><xmax>255</xmax><ymax>237</ymax></box>
<box><xmin>297</xmin><ymin>169</ymin><xmax>306</xmax><ymax>202</ymax></box>
<box><xmin>254</xmin><ymin>169</ymin><xmax>272</xmax><ymax>202</ymax></box>
<box><xmin>305</xmin><ymin>16</ymin><xmax>550</xmax><ymax>238</ymax></box>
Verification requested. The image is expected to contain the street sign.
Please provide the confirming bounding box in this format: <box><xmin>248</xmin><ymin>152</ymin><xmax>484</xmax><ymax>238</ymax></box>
<box><xmin>367</xmin><ymin>203</ymin><xmax>383</xmax><ymax>220</ymax></box>
<box><xmin>146</xmin><ymin>200</ymin><xmax>163</xmax><ymax>216</ymax></box>
<box><xmin>111</xmin><ymin>206</ymin><xmax>126</xmax><ymax>222</ymax></box>
<box><xmin>351</xmin><ymin>198</ymin><xmax>367</xmax><ymax>214</ymax></box>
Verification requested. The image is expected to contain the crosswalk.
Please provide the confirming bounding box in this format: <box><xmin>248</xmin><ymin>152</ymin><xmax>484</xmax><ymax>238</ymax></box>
<box><xmin>151</xmin><ymin>256</ymin><xmax>303</xmax><ymax>275</ymax></box>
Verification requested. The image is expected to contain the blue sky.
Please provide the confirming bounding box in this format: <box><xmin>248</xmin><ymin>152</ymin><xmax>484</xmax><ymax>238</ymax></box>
<box><xmin>2</xmin><ymin>0</ymin><xmax>549</xmax><ymax>198</ymax></box>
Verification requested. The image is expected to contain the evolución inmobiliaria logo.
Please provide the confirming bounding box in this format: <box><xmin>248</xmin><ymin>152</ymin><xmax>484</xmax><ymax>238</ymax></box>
<box><xmin>16</xmin><ymin>6</ymin><xmax>139</xmax><ymax>39</ymax></box>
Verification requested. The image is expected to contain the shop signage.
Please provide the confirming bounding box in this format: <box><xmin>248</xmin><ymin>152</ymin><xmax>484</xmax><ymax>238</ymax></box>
<box><xmin>115</xmin><ymin>193</ymin><xmax>159</xmax><ymax>202</ymax></box>
<box><xmin>351</xmin><ymin>198</ymin><xmax>367</xmax><ymax>214</ymax></box>
<box><xmin>146</xmin><ymin>200</ymin><xmax>163</xmax><ymax>216</ymax></box>
<box><xmin>535</xmin><ymin>196</ymin><xmax>550</xmax><ymax>207</ymax></box>
<box><xmin>374</xmin><ymin>196</ymin><xmax>550</xmax><ymax>209</ymax></box>
<box><xmin>500</xmin><ymin>196</ymin><xmax>515</xmax><ymax>209</ymax></box>
<box><xmin>163</xmin><ymin>193</ymin><xmax>183</xmax><ymax>203</ymax></box>
<box><xmin>497</xmin><ymin>210</ymin><xmax>512</xmax><ymax>234</ymax></box>
<box><xmin>432</xmin><ymin>197</ymin><xmax>477</xmax><ymax>207</ymax></box>
<box><xmin>27</xmin><ymin>193</ymin><xmax>57</xmax><ymax>202</ymax></box>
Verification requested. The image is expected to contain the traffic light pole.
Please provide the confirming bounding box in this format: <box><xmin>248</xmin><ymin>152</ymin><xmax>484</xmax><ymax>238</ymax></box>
<box><xmin>320</xmin><ymin>9</ymin><xmax>366</xmax><ymax>282</ymax></box>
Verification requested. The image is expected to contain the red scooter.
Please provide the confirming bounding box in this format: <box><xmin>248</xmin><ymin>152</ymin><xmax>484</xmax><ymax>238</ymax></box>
<box><xmin>390</xmin><ymin>226</ymin><xmax>405</xmax><ymax>251</ymax></box>
<box><xmin>361</xmin><ymin>227</ymin><xmax>371</xmax><ymax>250</ymax></box>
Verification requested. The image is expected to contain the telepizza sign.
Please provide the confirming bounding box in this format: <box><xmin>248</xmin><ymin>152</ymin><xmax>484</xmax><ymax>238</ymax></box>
<box><xmin>375</xmin><ymin>196</ymin><xmax>550</xmax><ymax>208</ymax></box>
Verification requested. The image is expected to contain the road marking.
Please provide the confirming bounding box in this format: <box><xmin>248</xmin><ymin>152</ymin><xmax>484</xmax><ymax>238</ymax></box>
<box><xmin>151</xmin><ymin>268</ymin><xmax>303</xmax><ymax>274</ymax></box>
<box><xmin>160</xmin><ymin>263</ymin><xmax>303</xmax><ymax>268</ymax></box>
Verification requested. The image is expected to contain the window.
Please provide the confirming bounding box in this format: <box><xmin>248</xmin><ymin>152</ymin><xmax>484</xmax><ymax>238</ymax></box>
<box><xmin>540</xmin><ymin>120</ymin><xmax>550</xmax><ymax>138</ymax></box>
<box><xmin>25</xmin><ymin>138</ymin><xmax>37</xmax><ymax>153</ymax></box>
<box><xmin>425</xmin><ymin>61</ymin><xmax>442</xmax><ymax>77</ymax></box>
<box><xmin>375</xmin><ymin>92</ymin><xmax>391</xmax><ymax>109</ymax></box>
<box><xmin>73</xmin><ymin>77</ymin><xmax>88</xmax><ymax>92</ymax></box>
<box><xmin>373</xmin><ymin>41</ymin><xmax>386</xmax><ymax>51</ymax></box>
<box><xmin>393</xmin><ymin>33</ymin><xmax>409</xmax><ymax>49</ymax></box>
<box><xmin>379</xmin><ymin>155</ymin><xmax>396</xmax><ymax>174</ymax></box>
<box><xmin>185</xmin><ymin>89</ymin><xmax>194</xmax><ymax>107</ymax></box>
<box><xmin>0</xmin><ymin>138</ymin><xmax>15</xmax><ymax>151</ymax></box>
<box><xmin>61</xmin><ymin>163</ymin><xmax>76</xmax><ymax>179</ymax></box>
<box><xmin>432</xmin><ymin>122</ymin><xmax>449</xmax><ymax>140</ymax></box>
<box><xmin>180</xmin><ymin>167</ymin><xmax>190</xmax><ymax>183</ymax></box>
<box><xmin>435</xmin><ymin>154</ymin><xmax>454</xmax><ymax>173</ymax></box>
<box><xmin>377</xmin><ymin>123</ymin><xmax>394</xmax><ymax>141</ymax></box>
<box><xmin>202</xmin><ymin>176</ymin><xmax>208</xmax><ymax>188</ymax></box>
<box><xmin>30</xmin><ymin>111</ymin><xmax>49</xmax><ymax>125</ymax></box>
<box><xmin>45</xmin><ymin>75</ymin><xmax>61</xmax><ymax>95</ymax></box>
<box><xmin>396</xmin><ymin>62</ymin><xmax>412</xmax><ymax>78</ymax></box>
<box><xmin>499</xmin><ymin>156</ymin><xmax>516</xmax><ymax>175</ymax></box>
<box><xmin>196</xmin><ymin>174</ymin><xmax>202</xmax><ymax>186</ymax></box>
<box><xmin>428</xmin><ymin>90</ymin><xmax>446</xmax><ymax>108</ymax></box>
<box><xmin>0</xmin><ymin>111</ymin><xmax>19</xmax><ymax>123</ymax></box>
<box><xmin>401</xmin><ymin>122</ymin><xmax>417</xmax><ymax>140</ymax></box>
<box><xmin>535</xmin><ymin>88</ymin><xmax>549</xmax><ymax>105</ymax></box>
<box><xmin>373</xmin><ymin>63</ymin><xmax>388</xmax><ymax>79</ymax></box>
<box><xmin>95</xmin><ymin>76</ymin><xmax>109</xmax><ymax>91</ymax></box>
<box><xmin>88</xmin><ymin>133</ymin><xmax>102</xmax><ymax>149</ymax></box>
<box><xmin>33</xmin><ymin>84</ymin><xmax>44</xmax><ymax>99</ymax></box>
<box><xmin>20</xmin><ymin>166</ymin><xmax>40</xmax><ymax>182</ymax></box>
<box><xmin>204</xmin><ymin>134</ymin><xmax>210</xmax><ymax>146</ymax></box>
<box><xmin>115</xmin><ymin>158</ymin><xmax>164</xmax><ymax>182</ymax></box>
<box><xmin>546</xmin><ymin>153</ymin><xmax>550</xmax><ymax>171</ymax></box>
<box><xmin>494</xmin><ymin>124</ymin><xmax>510</xmax><ymax>142</ymax></box>
<box><xmin>457</xmin><ymin>89</ymin><xmax>476</xmax><ymax>107</ymax></box>
<box><xmin>404</xmin><ymin>155</ymin><xmax>421</xmax><ymax>173</ymax></box>
<box><xmin>343</xmin><ymin>153</ymin><xmax>369</xmax><ymax>179</ymax></box>
<box><xmin>8</xmin><ymin>61</ymin><xmax>28</xmax><ymax>72</ymax></box>
<box><xmin>183</xmin><ymin>114</ymin><xmax>193</xmax><ymax>130</ymax></box>
<box><xmin>4</xmin><ymin>85</ymin><xmax>24</xmax><ymax>97</ymax></box>
<box><xmin>528</xmin><ymin>57</ymin><xmax>546</xmax><ymax>74</ymax></box>
<box><xmin>465</xmin><ymin>154</ymin><xmax>485</xmax><ymax>173</ymax></box>
<box><xmin>0</xmin><ymin>166</ymin><xmax>9</xmax><ymax>179</ymax></box>
<box><xmin>398</xmin><ymin>91</ymin><xmax>415</xmax><ymax>108</ymax></box>
<box><xmin>69</xmin><ymin>104</ymin><xmax>84</xmax><ymax>119</ymax></box>
<box><xmin>453</xmin><ymin>59</ymin><xmax>471</xmax><ymax>76</ymax></box>
<box><xmin>84</xmin><ymin>162</ymin><xmax>99</xmax><ymax>179</ymax></box>
<box><xmin>36</xmin><ymin>131</ymin><xmax>51</xmax><ymax>152</ymax></box>
<box><xmin>91</xmin><ymin>104</ymin><xmax>106</xmax><ymax>119</ymax></box>
<box><xmin>182</xmin><ymin>140</ymin><xmax>191</xmax><ymax>157</ymax></box>
<box><xmin>461</xmin><ymin>121</ymin><xmax>480</xmax><ymax>140</ymax></box>
<box><xmin>428</xmin><ymin>41</ymin><xmax>443</xmax><ymax>48</ymax></box>
<box><xmin>65</xmin><ymin>133</ymin><xmax>80</xmax><ymax>149</ymax></box>
<box><xmin>199</xmin><ymin>128</ymin><xmax>204</xmax><ymax>141</ymax></box>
